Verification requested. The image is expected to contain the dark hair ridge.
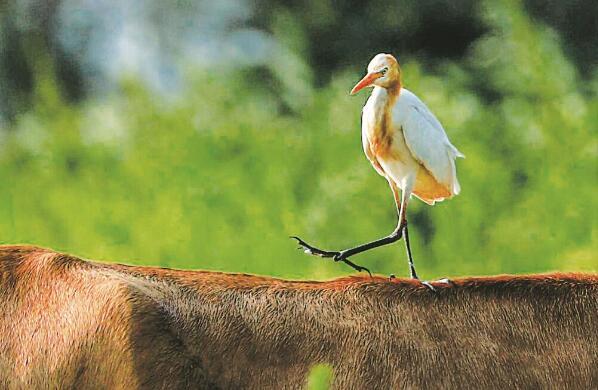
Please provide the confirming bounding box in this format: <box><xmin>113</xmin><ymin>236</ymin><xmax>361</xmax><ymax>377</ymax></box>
<box><xmin>1</xmin><ymin>245</ymin><xmax>596</xmax><ymax>389</ymax></box>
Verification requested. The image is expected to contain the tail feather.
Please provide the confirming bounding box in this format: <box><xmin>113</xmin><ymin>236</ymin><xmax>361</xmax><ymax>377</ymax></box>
<box><xmin>449</xmin><ymin>143</ymin><xmax>465</xmax><ymax>159</ymax></box>
<box><xmin>446</xmin><ymin>149</ymin><xmax>462</xmax><ymax>196</ymax></box>
<box><xmin>453</xmin><ymin>176</ymin><xmax>461</xmax><ymax>195</ymax></box>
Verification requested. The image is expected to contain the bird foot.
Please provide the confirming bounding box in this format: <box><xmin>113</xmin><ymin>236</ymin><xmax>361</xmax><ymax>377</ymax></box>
<box><xmin>418</xmin><ymin>278</ymin><xmax>453</xmax><ymax>292</ymax></box>
<box><xmin>290</xmin><ymin>236</ymin><xmax>338</xmax><ymax>258</ymax></box>
<box><xmin>290</xmin><ymin>236</ymin><xmax>372</xmax><ymax>276</ymax></box>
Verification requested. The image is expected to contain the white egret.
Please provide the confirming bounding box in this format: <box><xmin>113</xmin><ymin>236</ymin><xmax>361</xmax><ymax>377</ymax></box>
<box><xmin>293</xmin><ymin>53</ymin><xmax>464</xmax><ymax>285</ymax></box>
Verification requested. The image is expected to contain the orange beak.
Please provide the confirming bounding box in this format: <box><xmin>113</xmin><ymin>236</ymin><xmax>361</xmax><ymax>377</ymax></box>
<box><xmin>350</xmin><ymin>72</ymin><xmax>381</xmax><ymax>95</ymax></box>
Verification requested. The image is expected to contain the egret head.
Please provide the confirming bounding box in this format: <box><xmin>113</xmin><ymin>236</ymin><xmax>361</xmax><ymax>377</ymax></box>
<box><xmin>350</xmin><ymin>53</ymin><xmax>401</xmax><ymax>95</ymax></box>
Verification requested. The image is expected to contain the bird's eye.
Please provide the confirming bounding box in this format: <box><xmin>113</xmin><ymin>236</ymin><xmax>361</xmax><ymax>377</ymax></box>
<box><xmin>380</xmin><ymin>68</ymin><xmax>388</xmax><ymax>75</ymax></box>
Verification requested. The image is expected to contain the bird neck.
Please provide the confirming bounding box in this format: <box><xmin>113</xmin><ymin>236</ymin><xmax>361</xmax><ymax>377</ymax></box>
<box><xmin>372</xmin><ymin>82</ymin><xmax>401</xmax><ymax>116</ymax></box>
<box><xmin>369</xmin><ymin>83</ymin><xmax>401</xmax><ymax>146</ymax></box>
<box><xmin>385</xmin><ymin>80</ymin><xmax>401</xmax><ymax>99</ymax></box>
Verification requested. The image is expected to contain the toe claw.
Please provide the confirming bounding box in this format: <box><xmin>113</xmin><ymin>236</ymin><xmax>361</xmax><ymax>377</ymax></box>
<box><xmin>357</xmin><ymin>267</ymin><xmax>372</xmax><ymax>277</ymax></box>
<box><xmin>359</xmin><ymin>266</ymin><xmax>372</xmax><ymax>276</ymax></box>
<box><xmin>421</xmin><ymin>281</ymin><xmax>436</xmax><ymax>292</ymax></box>
<box><xmin>343</xmin><ymin>258</ymin><xmax>372</xmax><ymax>277</ymax></box>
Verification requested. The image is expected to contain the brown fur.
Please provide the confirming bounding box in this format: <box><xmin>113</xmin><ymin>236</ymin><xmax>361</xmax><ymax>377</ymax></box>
<box><xmin>1</xmin><ymin>245</ymin><xmax>597</xmax><ymax>389</ymax></box>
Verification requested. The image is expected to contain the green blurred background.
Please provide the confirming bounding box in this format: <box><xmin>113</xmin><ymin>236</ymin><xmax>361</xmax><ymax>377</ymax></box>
<box><xmin>0</xmin><ymin>0</ymin><xmax>596</xmax><ymax>280</ymax></box>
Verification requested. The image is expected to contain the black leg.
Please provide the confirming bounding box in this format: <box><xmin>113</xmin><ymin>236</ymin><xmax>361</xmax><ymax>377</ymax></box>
<box><xmin>334</xmin><ymin>227</ymin><xmax>403</xmax><ymax>259</ymax></box>
<box><xmin>402</xmin><ymin>223</ymin><xmax>446</xmax><ymax>291</ymax></box>
<box><xmin>403</xmin><ymin>223</ymin><xmax>418</xmax><ymax>279</ymax></box>
<box><xmin>291</xmin><ymin>226</ymin><xmax>404</xmax><ymax>275</ymax></box>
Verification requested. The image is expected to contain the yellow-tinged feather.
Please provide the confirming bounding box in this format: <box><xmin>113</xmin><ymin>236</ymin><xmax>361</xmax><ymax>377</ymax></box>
<box><xmin>412</xmin><ymin>164</ymin><xmax>452</xmax><ymax>204</ymax></box>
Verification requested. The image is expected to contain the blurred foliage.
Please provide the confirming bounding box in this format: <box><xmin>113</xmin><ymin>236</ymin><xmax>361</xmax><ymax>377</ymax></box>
<box><xmin>2</xmin><ymin>0</ymin><xmax>597</xmax><ymax>121</ymax></box>
<box><xmin>0</xmin><ymin>0</ymin><xmax>596</xmax><ymax>279</ymax></box>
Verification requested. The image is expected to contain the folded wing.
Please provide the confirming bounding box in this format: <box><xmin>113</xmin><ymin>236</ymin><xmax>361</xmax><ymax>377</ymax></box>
<box><xmin>401</xmin><ymin>97</ymin><xmax>464</xmax><ymax>195</ymax></box>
